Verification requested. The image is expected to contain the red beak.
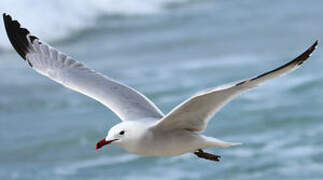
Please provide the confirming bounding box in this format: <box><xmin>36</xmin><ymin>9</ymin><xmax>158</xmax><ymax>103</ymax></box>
<box><xmin>95</xmin><ymin>138</ymin><xmax>117</xmax><ymax>151</ymax></box>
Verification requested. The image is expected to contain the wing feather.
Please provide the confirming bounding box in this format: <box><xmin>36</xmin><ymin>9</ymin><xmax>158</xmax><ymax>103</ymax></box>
<box><xmin>3</xmin><ymin>13</ymin><xmax>164</xmax><ymax>121</ymax></box>
<box><xmin>152</xmin><ymin>41</ymin><xmax>318</xmax><ymax>131</ymax></box>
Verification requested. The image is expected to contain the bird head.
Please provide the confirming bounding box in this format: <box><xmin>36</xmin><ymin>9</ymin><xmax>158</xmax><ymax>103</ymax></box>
<box><xmin>95</xmin><ymin>122</ymin><xmax>131</xmax><ymax>151</ymax></box>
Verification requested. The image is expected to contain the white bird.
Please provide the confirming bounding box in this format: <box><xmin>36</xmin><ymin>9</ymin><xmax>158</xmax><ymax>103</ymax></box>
<box><xmin>3</xmin><ymin>13</ymin><xmax>318</xmax><ymax>161</ymax></box>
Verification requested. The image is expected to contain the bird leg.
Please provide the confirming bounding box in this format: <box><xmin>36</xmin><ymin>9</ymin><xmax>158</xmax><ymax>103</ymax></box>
<box><xmin>194</xmin><ymin>149</ymin><xmax>221</xmax><ymax>162</ymax></box>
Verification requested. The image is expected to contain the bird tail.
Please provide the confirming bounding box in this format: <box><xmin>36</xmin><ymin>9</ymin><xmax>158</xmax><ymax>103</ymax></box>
<box><xmin>205</xmin><ymin>137</ymin><xmax>242</xmax><ymax>148</ymax></box>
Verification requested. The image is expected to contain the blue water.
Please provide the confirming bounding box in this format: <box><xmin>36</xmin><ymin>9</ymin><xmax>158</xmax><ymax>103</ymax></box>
<box><xmin>1</xmin><ymin>0</ymin><xmax>323</xmax><ymax>179</ymax></box>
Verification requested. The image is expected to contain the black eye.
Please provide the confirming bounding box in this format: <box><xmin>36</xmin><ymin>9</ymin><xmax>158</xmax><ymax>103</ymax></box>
<box><xmin>119</xmin><ymin>130</ymin><xmax>125</xmax><ymax>135</ymax></box>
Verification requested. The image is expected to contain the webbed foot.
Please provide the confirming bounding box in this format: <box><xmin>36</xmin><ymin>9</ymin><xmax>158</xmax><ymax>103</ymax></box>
<box><xmin>194</xmin><ymin>149</ymin><xmax>221</xmax><ymax>162</ymax></box>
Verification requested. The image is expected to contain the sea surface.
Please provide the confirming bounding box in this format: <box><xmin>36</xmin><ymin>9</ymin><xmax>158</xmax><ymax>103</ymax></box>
<box><xmin>1</xmin><ymin>0</ymin><xmax>323</xmax><ymax>179</ymax></box>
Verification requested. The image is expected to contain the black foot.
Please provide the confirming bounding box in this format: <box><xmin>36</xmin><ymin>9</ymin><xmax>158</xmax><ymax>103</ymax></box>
<box><xmin>194</xmin><ymin>149</ymin><xmax>221</xmax><ymax>162</ymax></box>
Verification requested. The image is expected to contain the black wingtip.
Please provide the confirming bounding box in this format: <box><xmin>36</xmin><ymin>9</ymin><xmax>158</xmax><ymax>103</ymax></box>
<box><xmin>295</xmin><ymin>40</ymin><xmax>318</xmax><ymax>66</ymax></box>
<box><xmin>312</xmin><ymin>40</ymin><xmax>318</xmax><ymax>51</ymax></box>
<box><xmin>3</xmin><ymin>13</ymin><xmax>38</xmax><ymax>63</ymax></box>
<box><xmin>242</xmin><ymin>40</ymin><xmax>319</xmax><ymax>84</ymax></box>
<box><xmin>3</xmin><ymin>13</ymin><xmax>29</xmax><ymax>60</ymax></box>
<box><xmin>313</xmin><ymin>40</ymin><xmax>319</xmax><ymax>51</ymax></box>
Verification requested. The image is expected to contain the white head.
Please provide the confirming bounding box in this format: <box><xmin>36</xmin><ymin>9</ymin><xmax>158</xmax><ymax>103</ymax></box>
<box><xmin>95</xmin><ymin>121</ymin><xmax>144</xmax><ymax>151</ymax></box>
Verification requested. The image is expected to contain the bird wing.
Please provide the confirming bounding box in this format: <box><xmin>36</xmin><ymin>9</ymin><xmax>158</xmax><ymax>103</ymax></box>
<box><xmin>152</xmin><ymin>41</ymin><xmax>318</xmax><ymax>131</ymax></box>
<box><xmin>3</xmin><ymin>13</ymin><xmax>164</xmax><ymax>121</ymax></box>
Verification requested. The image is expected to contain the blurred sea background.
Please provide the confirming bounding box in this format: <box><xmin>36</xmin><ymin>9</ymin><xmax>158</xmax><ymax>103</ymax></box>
<box><xmin>1</xmin><ymin>0</ymin><xmax>323</xmax><ymax>179</ymax></box>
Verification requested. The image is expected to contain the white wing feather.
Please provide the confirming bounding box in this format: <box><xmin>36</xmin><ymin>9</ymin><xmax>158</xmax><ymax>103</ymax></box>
<box><xmin>3</xmin><ymin>14</ymin><xmax>164</xmax><ymax>121</ymax></box>
<box><xmin>153</xmin><ymin>41</ymin><xmax>318</xmax><ymax>131</ymax></box>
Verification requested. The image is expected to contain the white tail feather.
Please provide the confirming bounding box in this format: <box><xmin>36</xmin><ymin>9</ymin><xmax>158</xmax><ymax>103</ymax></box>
<box><xmin>206</xmin><ymin>137</ymin><xmax>242</xmax><ymax>148</ymax></box>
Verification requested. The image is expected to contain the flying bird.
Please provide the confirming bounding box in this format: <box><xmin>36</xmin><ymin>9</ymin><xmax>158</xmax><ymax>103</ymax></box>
<box><xmin>3</xmin><ymin>13</ymin><xmax>318</xmax><ymax>162</ymax></box>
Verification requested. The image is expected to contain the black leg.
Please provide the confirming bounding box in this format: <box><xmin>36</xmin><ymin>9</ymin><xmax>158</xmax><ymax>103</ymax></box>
<box><xmin>194</xmin><ymin>149</ymin><xmax>221</xmax><ymax>162</ymax></box>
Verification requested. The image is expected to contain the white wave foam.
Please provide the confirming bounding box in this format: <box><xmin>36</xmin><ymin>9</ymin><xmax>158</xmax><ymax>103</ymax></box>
<box><xmin>0</xmin><ymin>0</ymin><xmax>189</xmax><ymax>50</ymax></box>
<box><xmin>55</xmin><ymin>154</ymin><xmax>138</xmax><ymax>175</ymax></box>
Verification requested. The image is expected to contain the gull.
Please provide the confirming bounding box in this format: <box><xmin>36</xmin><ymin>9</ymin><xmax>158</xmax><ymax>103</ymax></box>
<box><xmin>3</xmin><ymin>13</ymin><xmax>318</xmax><ymax>162</ymax></box>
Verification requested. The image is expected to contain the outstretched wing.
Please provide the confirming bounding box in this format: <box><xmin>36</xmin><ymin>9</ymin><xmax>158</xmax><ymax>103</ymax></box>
<box><xmin>152</xmin><ymin>41</ymin><xmax>318</xmax><ymax>131</ymax></box>
<box><xmin>3</xmin><ymin>13</ymin><xmax>164</xmax><ymax>121</ymax></box>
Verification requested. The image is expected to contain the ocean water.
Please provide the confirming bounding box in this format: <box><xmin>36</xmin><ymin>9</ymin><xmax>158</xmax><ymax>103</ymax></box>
<box><xmin>1</xmin><ymin>0</ymin><xmax>323</xmax><ymax>179</ymax></box>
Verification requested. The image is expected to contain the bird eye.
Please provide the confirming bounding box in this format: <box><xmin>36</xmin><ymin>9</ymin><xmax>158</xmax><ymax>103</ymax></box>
<box><xmin>119</xmin><ymin>130</ymin><xmax>125</xmax><ymax>135</ymax></box>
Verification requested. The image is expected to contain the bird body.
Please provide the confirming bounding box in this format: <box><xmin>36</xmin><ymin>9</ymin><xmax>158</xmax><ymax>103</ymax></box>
<box><xmin>105</xmin><ymin>120</ymin><xmax>238</xmax><ymax>156</ymax></box>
